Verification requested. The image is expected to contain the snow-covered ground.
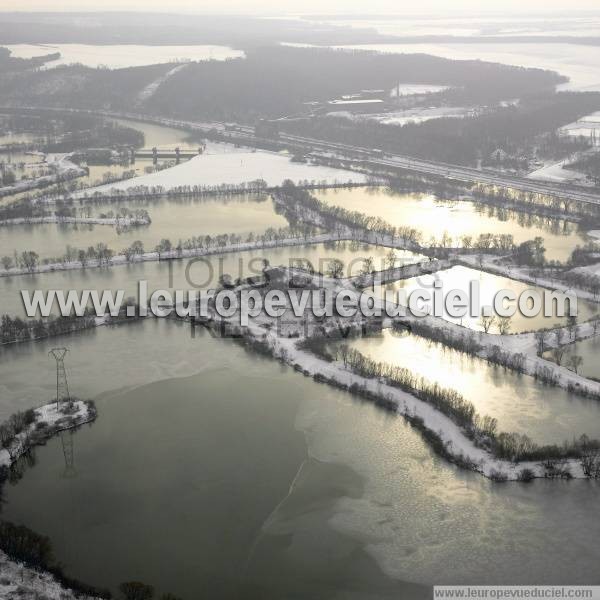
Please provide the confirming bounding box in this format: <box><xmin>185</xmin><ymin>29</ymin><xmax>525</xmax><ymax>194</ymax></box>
<box><xmin>527</xmin><ymin>158</ymin><xmax>588</xmax><ymax>183</ymax></box>
<box><xmin>328</xmin><ymin>105</ymin><xmax>472</xmax><ymax>126</ymax></box>
<box><xmin>72</xmin><ymin>151</ymin><xmax>366</xmax><ymax>197</ymax></box>
<box><xmin>233</xmin><ymin>283</ymin><xmax>599</xmax><ymax>481</ymax></box>
<box><xmin>136</xmin><ymin>63</ymin><xmax>192</xmax><ymax>105</ymax></box>
<box><xmin>0</xmin><ymin>154</ymin><xmax>85</xmax><ymax>197</ymax></box>
<box><xmin>0</xmin><ymin>232</ymin><xmax>343</xmax><ymax>277</ymax></box>
<box><xmin>560</xmin><ymin>111</ymin><xmax>600</xmax><ymax>144</ymax></box>
<box><xmin>390</xmin><ymin>83</ymin><xmax>451</xmax><ymax>97</ymax></box>
<box><xmin>0</xmin><ymin>215</ymin><xmax>150</xmax><ymax>227</ymax></box>
<box><xmin>0</xmin><ymin>400</ymin><xmax>95</xmax><ymax>469</ymax></box>
<box><xmin>0</xmin><ymin>551</ymin><xmax>101</xmax><ymax>600</ymax></box>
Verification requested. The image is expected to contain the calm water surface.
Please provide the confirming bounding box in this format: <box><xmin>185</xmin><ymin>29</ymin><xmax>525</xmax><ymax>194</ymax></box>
<box><xmin>314</xmin><ymin>187</ymin><xmax>590</xmax><ymax>263</ymax></box>
<box><xmin>383</xmin><ymin>265</ymin><xmax>599</xmax><ymax>333</ymax></box>
<box><xmin>342</xmin><ymin>329</ymin><xmax>600</xmax><ymax>443</ymax></box>
<box><xmin>0</xmin><ymin>241</ymin><xmax>415</xmax><ymax>316</ymax></box>
<box><xmin>2</xmin><ymin>320</ymin><xmax>600</xmax><ymax>598</ymax></box>
<box><xmin>543</xmin><ymin>335</ymin><xmax>600</xmax><ymax>381</ymax></box>
<box><xmin>0</xmin><ymin>194</ymin><xmax>289</xmax><ymax>260</ymax></box>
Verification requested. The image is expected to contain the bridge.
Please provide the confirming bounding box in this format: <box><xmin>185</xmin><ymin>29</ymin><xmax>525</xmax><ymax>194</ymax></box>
<box><xmin>7</xmin><ymin>106</ymin><xmax>600</xmax><ymax>207</ymax></box>
<box><xmin>134</xmin><ymin>146</ymin><xmax>203</xmax><ymax>163</ymax></box>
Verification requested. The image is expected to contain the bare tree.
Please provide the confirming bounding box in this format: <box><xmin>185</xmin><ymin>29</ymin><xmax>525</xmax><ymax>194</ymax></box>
<box><xmin>534</xmin><ymin>330</ymin><xmax>549</xmax><ymax>356</ymax></box>
<box><xmin>497</xmin><ymin>316</ymin><xmax>512</xmax><ymax>335</ymax></box>
<box><xmin>1</xmin><ymin>256</ymin><xmax>13</xmax><ymax>271</ymax></box>
<box><xmin>327</xmin><ymin>259</ymin><xmax>345</xmax><ymax>279</ymax></box>
<box><xmin>360</xmin><ymin>257</ymin><xmax>375</xmax><ymax>276</ymax></box>
<box><xmin>385</xmin><ymin>249</ymin><xmax>397</xmax><ymax>270</ymax></box>
<box><xmin>567</xmin><ymin>354</ymin><xmax>583</xmax><ymax>375</ymax></box>
<box><xmin>479</xmin><ymin>315</ymin><xmax>496</xmax><ymax>334</ymax></box>
<box><xmin>551</xmin><ymin>346</ymin><xmax>565</xmax><ymax>366</ymax></box>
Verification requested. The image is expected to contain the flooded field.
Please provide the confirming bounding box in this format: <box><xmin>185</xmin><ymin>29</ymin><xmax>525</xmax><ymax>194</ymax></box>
<box><xmin>0</xmin><ymin>241</ymin><xmax>414</xmax><ymax>316</ymax></box>
<box><xmin>2</xmin><ymin>320</ymin><xmax>600</xmax><ymax>598</ymax></box>
<box><xmin>341</xmin><ymin>328</ymin><xmax>600</xmax><ymax>443</ymax></box>
<box><xmin>543</xmin><ymin>335</ymin><xmax>600</xmax><ymax>381</ymax></box>
<box><xmin>383</xmin><ymin>265</ymin><xmax>599</xmax><ymax>333</ymax></box>
<box><xmin>315</xmin><ymin>187</ymin><xmax>589</xmax><ymax>263</ymax></box>
<box><xmin>0</xmin><ymin>194</ymin><xmax>290</xmax><ymax>261</ymax></box>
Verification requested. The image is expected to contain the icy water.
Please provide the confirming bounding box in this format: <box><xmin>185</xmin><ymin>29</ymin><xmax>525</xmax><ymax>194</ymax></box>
<box><xmin>0</xmin><ymin>241</ymin><xmax>414</xmax><ymax>317</ymax></box>
<box><xmin>0</xmin><ymin>194</ymin><xmax>289</xmax><ymax>261</ymax></box>
<box><xmin>2</xmin><ymin>320</ymin><xmax>600</xmax><ymax>599</ymax></box>
<box><xmin>382</xmin><ymin>265</ymin><xmax>600</xmax><ymax>333</ymax></box>
<box><xmin>3</xmin><ymin>44</ymin><xmax>244</xmax><ymax>69</ymax></box>
<box><xmin>342</xmin><ymin>328</ymin><xmax>600</xmax><ymax>443</ymax></box>
<box><xmin>314</xmin><ymin>187</ymin><xmax>590</xmax><ymax>263</ymax></box>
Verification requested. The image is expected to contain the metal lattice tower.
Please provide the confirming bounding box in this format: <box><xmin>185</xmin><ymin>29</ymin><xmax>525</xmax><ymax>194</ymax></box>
<box><xmin>49</xmin><ymin>348</ymin><xmax>75</xmax><ymax>476</ymax></box>
<box><xmin>49</xmin><ymin>348</ymin><xmax>70</xmax><ymax>409</ymax></box>
<box><xmin>60</xmin><ymin>430</ymin><xmax>76</xmax><ymax>478</ymax></box>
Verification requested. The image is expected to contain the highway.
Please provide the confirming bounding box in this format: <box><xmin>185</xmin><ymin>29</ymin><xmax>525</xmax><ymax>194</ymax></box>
<box><xmin>10</xmin><ymin>105</ymin><xmax>600</xmax><ymax>206</ymax></box>
<box><xmin>136</xmin><ymin>112</ymin><xmax>600</xmax><ymax>207</ymax></box>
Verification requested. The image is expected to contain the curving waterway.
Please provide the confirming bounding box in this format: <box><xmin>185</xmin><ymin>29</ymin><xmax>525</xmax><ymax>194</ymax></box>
<box><xmin>2</xmin><ymin>320</ymin><xmax>600</xmax><ymax>599</ymax></box>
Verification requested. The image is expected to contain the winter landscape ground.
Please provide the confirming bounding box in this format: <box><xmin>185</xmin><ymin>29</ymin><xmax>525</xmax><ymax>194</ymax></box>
<box><xmin>1</xmin><ymin>5</ymin><xmax>600</xmax><ymax>600</ymax></box>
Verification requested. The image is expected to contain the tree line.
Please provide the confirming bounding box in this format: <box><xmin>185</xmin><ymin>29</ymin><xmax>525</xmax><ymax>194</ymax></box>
<box><xmin>299</xmin><ymin>333</ymin><xmax>600</xmax><ymax>470</ymax></box>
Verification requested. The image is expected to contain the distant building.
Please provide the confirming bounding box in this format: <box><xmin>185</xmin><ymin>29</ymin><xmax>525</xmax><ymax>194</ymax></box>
<box><xmin>326</xmin><ymin>98</ymin><xmax>385</xmax><ymax>113</ymax></box>
<box><xmin>489</xmin><ymin>148</ymin><xmax>509</xmax><ymax>162</ymax></box>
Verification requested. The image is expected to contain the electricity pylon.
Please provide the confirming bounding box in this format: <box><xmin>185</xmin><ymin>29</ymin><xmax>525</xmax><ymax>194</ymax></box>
<box><xmin>49</xmin><ymin>348</ymin><xmax>70</xmax><ymax>409</ymax></box>
<box><xmin>60</xmin><ymin>430</ymin><xmax>76</xmax><ymax>478</ymax></box>
<box><xmin>49</xmin><ymin>348</ymin><xmax>76</xmax><ymax>477</ymax></box>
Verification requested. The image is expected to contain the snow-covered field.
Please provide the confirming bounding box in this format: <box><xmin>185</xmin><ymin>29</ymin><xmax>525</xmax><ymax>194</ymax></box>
<box><xmin>527</xmin><ymin>158</ymin><xmax>588</xmax><ymax>183</ymax></box>
<box><xmin>136</xmin><ymin>63</ymin><xmax>191</xmax><ymax>105</ymax></box>
<box><xmin>332</xmin><ymin>105</ymin><xmax>472</xmax><ymax>126</ymax></box>
<box><xmin>0</xmin><ymin>154</ymin><xmax>84</xmax><ymax>197</ymax></box>
<box><xmin>73</xmin><ymin>151</ymin><xmax>366</xmax><ymax>196</ymax></box>
<box><xmin>390</xmin><ymin>83</ymin><xmax>451</xmax><ymax>97</ymax></box>
<box><xmin>560</xmin><ymin>111</ymin><xmax>600</xmax><ymax>144</ymax></box>
<box><xmin>3</xmin><ymin>43</ymin><xmax>245</xmax><ymax>69</ymax></box>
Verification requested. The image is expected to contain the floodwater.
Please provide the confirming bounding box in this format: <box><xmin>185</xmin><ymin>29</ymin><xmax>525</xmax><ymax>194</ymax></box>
<box><xmin>2</xmin><ymin>320</ymin><xmax>600</xmax><ymax>599</ymax></box>
<box><xmin>3</xmin><ymin>44</ymin><xmax>245</xmax><ymax>69</ymax></box>
<box><xmin>342</xmin><ymin>328</ymin><xmax>600</xmax><ymax>443</ymax></box>
<box><xmin>543</xmin><ymin>335</ymin><xmax>600</xmax><ymax>382</ymax></box>
<box><xmin>0</xmin><ymin>194</ymin><xmax>289</xmax><ymax>261</ymax></box>
<box><xmin>314</xmin><ymin>187</ymin><xmax>590</xmax><ymax>263</ymax></box>
<box><xmin>108</xmin><ymin>118</ymin><xmax>201</xmax><ymax>151</ymax></box>
<box><xmin>0</xmin><ymin>117</ymin><xmax>198</xmax><ymax>207</ymax></box>
<box><xmin>0</xmin><ymin>241</ymin><xmax>415</xmax><ymax>317</ymax></box>
<box><xmin>383</xmin><ymin>265</ymin><xmax>599</xmax><ymax>333</ymax></box>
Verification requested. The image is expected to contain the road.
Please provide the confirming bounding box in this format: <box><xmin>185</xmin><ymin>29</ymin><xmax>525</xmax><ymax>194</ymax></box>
<box><xmin>9</xmin><ymin>105</ymin><xmax>600</xmax><ymax>206</ymax></box>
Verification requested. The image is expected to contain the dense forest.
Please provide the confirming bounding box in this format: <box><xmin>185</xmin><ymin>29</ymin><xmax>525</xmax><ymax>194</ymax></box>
<box><xmin>0</xmin><ymin>46</ymin><xmax>59</xmax><ymax>73</ymax></box>
<box><xmin>0</xmin><ymin>111</ymin><xmax>144</xmax><ymax>152</ymax></box>
<box><xmin>0</xmin><ymin>61</ymin><xmax>175</xmax><ymax>110</ymax></box>
<box><xmin>278</xmin><ymin>92</ymin><xmax>600</xmax><ymax>165</ymax></box>
<box><xmin>148</xmin><ymin>46</ymin><xmax>563</xmax><ymax>121</ymax></box>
